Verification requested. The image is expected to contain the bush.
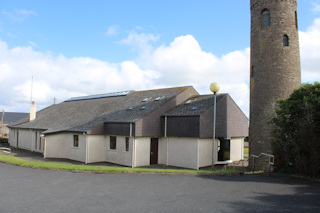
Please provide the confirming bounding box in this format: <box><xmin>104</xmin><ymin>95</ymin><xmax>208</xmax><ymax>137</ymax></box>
<box><xmin>271</xmin><ymin>82</ymin><xmax>320</xmax><ymax>177</ymax></box>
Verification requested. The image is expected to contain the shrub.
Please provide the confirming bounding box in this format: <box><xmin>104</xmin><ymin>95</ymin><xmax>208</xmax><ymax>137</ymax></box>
<box><xmin>271</xmin><ymin>82</ymin><xmax>320</xmax><ymax>177</ymax></box>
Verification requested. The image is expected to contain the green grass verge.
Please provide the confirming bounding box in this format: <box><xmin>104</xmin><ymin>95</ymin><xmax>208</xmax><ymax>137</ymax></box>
<box><xmin>0</xmin><ymin>153</ymin><xmax>238</xmax><ymax>174</ymax></box>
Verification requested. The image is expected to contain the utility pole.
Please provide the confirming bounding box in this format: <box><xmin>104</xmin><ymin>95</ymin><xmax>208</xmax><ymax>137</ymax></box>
<box><xmin>53</xmin><ymin>97</ymin><xmax>57</xmax><ymax>105</ymax></box>
<box><xmin>0</xmin><ymin>110</ymin><xmax>4</xmax><ymax>138</ymax></box>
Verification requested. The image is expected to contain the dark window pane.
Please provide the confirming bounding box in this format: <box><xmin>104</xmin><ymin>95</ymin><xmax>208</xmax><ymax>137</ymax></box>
<box><xmin>283</xmin><ymin>35</ymin><xmax>289</xmax><ymax>46</ymax></box>
<box><xmin>262</xmin><ymin>9</ymin><xmax>270</xmax><ymax>28</ymax></box>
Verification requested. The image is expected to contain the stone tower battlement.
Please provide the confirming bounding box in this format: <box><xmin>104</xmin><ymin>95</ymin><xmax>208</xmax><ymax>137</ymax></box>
<box><xmin>251</xmin><ymin>0</ymin><xmax>297</xmax><ymax>8</ymax></box>
<box><xmin>249</xmin><ymin>0</ymin><xmax>301</xmax><ymax>169</ymax></box>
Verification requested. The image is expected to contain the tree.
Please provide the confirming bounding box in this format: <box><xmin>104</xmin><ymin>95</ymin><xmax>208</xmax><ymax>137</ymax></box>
<box><xmin>271</xmin><ymin>82</ymin><xmax>320</xmax><ymax>177</ymax></box>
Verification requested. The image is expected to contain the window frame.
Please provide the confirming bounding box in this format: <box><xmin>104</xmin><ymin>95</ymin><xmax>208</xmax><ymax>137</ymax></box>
<box><xmin>110</xmin><ymin>136</ymin><xmax>117</xmax><ymax>150</ymax></box>
<box><xmin>261</xmin><ymin>9</ymin><xmax>270</xmax><ymax>28</ymax></box>
<box><xmin>73</xmin><ymin>135</ymin><xmax>79</xmax><ymax>147</ymax></box>
<box><xmin>283</xmin><ymin>34</ymin><xmax>289</xmax><ymax>46</ymax></box>
<box><xmin>125</xmin><ymin>137</ymin><xmax>129</xmax><ymax>152</ymax></box>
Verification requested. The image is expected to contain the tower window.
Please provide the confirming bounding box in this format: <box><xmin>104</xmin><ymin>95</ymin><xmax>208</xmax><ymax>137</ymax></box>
<box><xmin>283</xmin><ymin>35</ymin><xmax>289</xmax><ymax>46</ymax></box>
<box><xmin>261</xmin><ymin>9</ymin><xmax>270</xmax><ymax>28</ymax></box>
<box><xmin>295</xmin><ymin>11</ymin><xmax>298</xmax><ymax>29</ymax></box>
<box><xmin>251</xmin><ymin>65</ymin><xmax>255</xmax><ymax>78</ymax></box>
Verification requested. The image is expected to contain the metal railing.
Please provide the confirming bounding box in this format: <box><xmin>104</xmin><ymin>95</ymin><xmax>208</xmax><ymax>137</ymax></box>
<box><xmin>231</xmin><ymin>152</ymin><xmax>274</xmax><ymax>174</ymax></box>
<box><xmin>0</xmin><ymin>147</ymin><xmax>11</xmax><ymax>153</ymax></box>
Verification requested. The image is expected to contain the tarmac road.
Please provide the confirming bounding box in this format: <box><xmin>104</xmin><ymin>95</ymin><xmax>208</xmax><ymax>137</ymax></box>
<box><xmin>0</xmin><ymin>162</ymin><xmax>319</xmax><ymax>213</ymax></box>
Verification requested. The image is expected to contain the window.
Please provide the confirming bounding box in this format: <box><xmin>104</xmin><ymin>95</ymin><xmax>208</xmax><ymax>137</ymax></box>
<box><xmin>155</xmin><ymin>96</ymin><xmax>164</xmax><ymax>101</ymax></box>
<box><xmin>125</xmin><ymin>137</ymin><xmax>129</xmax><ymax>151</ymax></box>
<box><xmin>185</xmin><ymin>98</ymin><xmax>197</xmax><ymax>104</ymax></box>
<box><xmin>141</xmin><ymin>106</ymin><xmax>147</xmax><ymax>110</ymax></box>
<box><xmin>283</xmin><ymin>34</ymin><xmax>289</xmax><ymax>46</ymax></box>
<box><xmin>128</xmin><ymin>106</ymin><xmax>135</xmax><ymax>110</ymax></box>
<box><xmin>142</xmin><ymin>97</ymin><xmax>152</xmax><ymax>102</ymax></box>
<box><xmin>295</xmin><ymin>11</ymin><xmax>298</xmax><ymax>29</ymax></box>
<box><xmin>73</xmin><ymin>135</ymin><xmax>79</xmax><ymax>147</ymax></box>
<box><xmin>251</xmin><ymin>65</ymin><xmax>255</xmax><ymax>78</ymax></box>
<box><xmin>191</xmin><ymin>106</ymin><xmax>198</xmax><ymax>110</ymax></box>
<box><xmin>110</xmin><ymin>136</ymin><xmax>116</xmax><ymax>150</ymax></box>
<box><xmin>261</xmin><ymin>9</ymin><xmax>270</xmax><ymax>28</ymax></box>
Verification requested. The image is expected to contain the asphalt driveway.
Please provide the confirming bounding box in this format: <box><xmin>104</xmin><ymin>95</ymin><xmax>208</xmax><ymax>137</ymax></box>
<box><xmin>0</xmin><ymin>162</ymin><xmax>319</xmax><ymax>213</ymax></box>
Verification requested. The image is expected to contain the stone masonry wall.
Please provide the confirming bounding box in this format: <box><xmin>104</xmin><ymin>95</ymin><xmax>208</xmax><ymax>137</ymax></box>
<box><xmin>249</xmin><ymin>0</ymin><xmax>301</xmax><ymax>170</ymax></box>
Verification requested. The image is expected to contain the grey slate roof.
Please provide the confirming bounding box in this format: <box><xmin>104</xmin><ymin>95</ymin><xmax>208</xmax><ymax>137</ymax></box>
<box><xmin>2</xmin><ymin>112</ymin><xmax>29</xmax><ymax>125</ymax></box>
<box><xmin>164</xmin><ymin>94</ymin><xmax>226</xmax><ymax>116</ymax></box>
<box><xmin>10</xmin><ymin>86</ymin><xmax>193</xmax><ymax>134</ymax></box>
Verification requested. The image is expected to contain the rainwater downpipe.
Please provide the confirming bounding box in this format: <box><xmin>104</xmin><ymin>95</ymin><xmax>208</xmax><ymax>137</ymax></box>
<box><xmin>130</xmin><ymin>123</ymin><xmax>135</xmax><ymax>168</ymax></box>
<box><xmin>41</xmin><ymin>134</ymin><xmax>46</xmax><ymax>158</ymax></box>
<box><xmin>84</xmin><ymin>132</ymin><xmax>88</xmax><ymax>164</ymax></box>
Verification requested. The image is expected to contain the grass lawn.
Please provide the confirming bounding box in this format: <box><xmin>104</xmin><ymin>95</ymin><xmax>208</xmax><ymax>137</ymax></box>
<box><xmin>0</xmin><ymin>153</ymin><xmax>238</xmax><ymax>175</ymax></box>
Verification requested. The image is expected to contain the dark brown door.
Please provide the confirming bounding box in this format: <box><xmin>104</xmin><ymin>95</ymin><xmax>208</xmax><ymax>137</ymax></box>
<box><xmin>150</xmin><ymin>138</ymin><xmax>158</xmax><ymax>165</ymax></box>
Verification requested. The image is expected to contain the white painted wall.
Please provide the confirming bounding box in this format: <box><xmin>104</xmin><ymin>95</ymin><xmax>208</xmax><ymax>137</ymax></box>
<box><xmin>105</xmin><ymin>135</ymin><xmax>132</xmax><ymax>167</ymax></box>
<box><xmin>167</xmin><ymin>137</ymin><xmax>198</xmax><ymax>170</ymax></box>
<box><xmin>8</xmin><ymin>128</ymin><xmax>16</xmax><ymax>147</ymax></box>
<box><xmin>8</xmin><ymin>129</ymin><xmax>43</xmax><ymax>153</ymax></box>
<box><xmin>45</xmin><ymin>133</ymin><xmax>86</xmax><ymax>162</ymax></box>
<box><xmin>230</xmin><ymin>137</ymin><xmax>244</xmax><ymax>161</ymax></box>
<box><xmin>158</xmin><ymin>137</ymin><xmax>167</xmax><ymax>165</ymax></box>
<box><xmin>87</xmin><ymin>135</ymin><xmax>107</xmax><ymax>163</ymax></box>
<box><xmin>134</xmin><ymin>137</ymin><xmax>150</xmax><ymax>167</ymax></box>
<box><xmin>198</xmin><ymin>139</ymin><xmax>218</xmax><ymax>168</ymax></box>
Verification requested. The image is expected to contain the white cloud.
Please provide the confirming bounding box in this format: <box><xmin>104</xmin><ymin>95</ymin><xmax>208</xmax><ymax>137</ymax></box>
<box><xmin>105</xmin><ymin>25</ymin><xmax>120</xmax><ymax>36</ymax></box>
<box><xmin>139</xmin><ymin>35</ymin><xmax>250</xmax><ymax>116</ymax></box>
<box><xmin>0</xmin><ymin>39</ymin><xmax>158</xmax><ymax>112</ymax></box>
<box><xmin>300</xmin><ymin>18</ymin><xmax>320</xmax><ymax>83</ymax></box>
<box><xmin>27</xmin><ymin>41</ymin><xmax>37</xmax><ymax>47</ymax></box>
<box><xmin>2</xmin><ymin>9</ymin><xmax>36</xmax><ymax>22</ymax></box>
<box><xmin>312</xmin><ymin>1</ymin><xmax>320</xmax><ymax>13</ymax></box>
<box><xmin>121</xmin><ymin>31</ymin><xmax>160</xmax><ymax>54</ymax></box>
<box><xmin>1</xmin><ymin>14</ymin><xmax>320</xmax><ymax>117</ymax></box>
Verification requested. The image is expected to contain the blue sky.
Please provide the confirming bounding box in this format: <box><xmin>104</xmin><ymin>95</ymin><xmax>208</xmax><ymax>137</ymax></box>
<box><xmin>1</xmin><ymin>0</ymin><xmax>320</xmax><ymax>116</ymax></box>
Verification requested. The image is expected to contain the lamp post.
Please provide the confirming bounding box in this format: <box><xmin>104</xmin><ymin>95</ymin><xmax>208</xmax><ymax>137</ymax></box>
<box><xmin>210</xmin><ymin>82</ymin><xmax>220</xmax><ymax>170</ymax></box>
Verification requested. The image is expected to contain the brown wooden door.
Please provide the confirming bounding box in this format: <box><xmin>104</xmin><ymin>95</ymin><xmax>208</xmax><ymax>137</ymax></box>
<box><xmin>150</xmin><ymin>138</ymin><xmax>158</xmax><ymax>165</ymax></box>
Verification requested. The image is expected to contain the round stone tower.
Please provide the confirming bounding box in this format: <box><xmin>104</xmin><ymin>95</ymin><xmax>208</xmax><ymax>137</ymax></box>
<box><xmin>249</xmin><ymin>0</ymin><xmax>301</xmax><ymax>169</ymax></box>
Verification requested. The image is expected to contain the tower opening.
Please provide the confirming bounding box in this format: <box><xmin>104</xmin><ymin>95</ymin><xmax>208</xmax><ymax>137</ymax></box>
<box><xmin>261</xmin><ymin>9</ymin><xmax>270</xmax><ymax>28</ymax></box>
<box><xmin>283</xmin><ymin>34</ymin><xmax>289</xmax><ymax>46</ymax></box>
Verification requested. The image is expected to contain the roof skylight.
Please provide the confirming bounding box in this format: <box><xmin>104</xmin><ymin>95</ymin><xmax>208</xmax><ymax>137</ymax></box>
<box><xmin>185</xmin><ymin>98</ymin><xmax>197</xmax><ymax>104</ymax></box>
<box><xmin>142</xmin><ymin>97</ymin><xmax>152</xmax><ymax>102</ymax></box>
<box><xmin>191</xmin><ymin>106</ymin><xmax>198</xmax><ymax>110</ymax></box>
<box><xmin>155</xmin><ymin>96</ymin><xmax>164</xmax><ymax>101</ymax></box>
<box><xmin>65</xmin><ymin>90</ymin><xmax>134</xmax><ymax>102</ymax></box>
<box><xmin>141</xmin><ymin>106</ymin><xmax>147</xmax><ymax>110</ymax></box>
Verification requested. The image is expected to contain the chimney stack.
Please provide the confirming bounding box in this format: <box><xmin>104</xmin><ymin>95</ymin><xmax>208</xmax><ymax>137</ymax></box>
<box><xmin>30</xmin><ymin>101</ymin><xmax>36</xmax><ymax>121</ymax></box>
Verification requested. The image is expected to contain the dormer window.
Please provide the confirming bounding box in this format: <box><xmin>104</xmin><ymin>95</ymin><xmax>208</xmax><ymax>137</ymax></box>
<box><xmin>262</xmin><ymin>9</ymin><xmax>270</xmax><ymax>28</ymax></box>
